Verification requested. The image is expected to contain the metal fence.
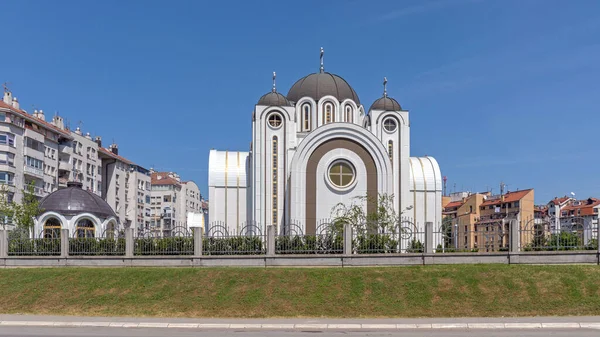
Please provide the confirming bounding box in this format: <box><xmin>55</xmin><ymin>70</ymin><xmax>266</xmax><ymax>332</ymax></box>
<box><xmin>4</xmin><ymin>217</ymin><xmax>600</xmax><ymax>258</ymax></box>
<box><xmin>7</xmin><ymin>228</ymin><xmax>61</xmax><ymax>256</ymax></box>
<box><xmin>202</xmin><ymin>223</ymin><xmax>266</xmax><ymax>255</ymax></box>
<box><xmin>275</xmin><ymin>221</ymin><xmax>343</xmax><ymax>254</ymax></box>
<box><xmin>68</xmin><ymin>229</ymin><xmax>125</xmax><ymax>256</ymax></box>
<box><xmin>433</xmin><ymin>218</ymin><xmax>509</xmax><ymax>253</ymax></box>
<box><xmin>520</xmin><ymin>216</ymin><xmax>597</xmax><ymax>251</ymax></box>
<box><xmin>134</xmin><ymin>226</ymin><xmax>194</xmax><ymax>256</ymax></box>
<box><xmin>353</xmin><ymin>218</ymin><xmax>425</xmax><ymax>254</ymax></box>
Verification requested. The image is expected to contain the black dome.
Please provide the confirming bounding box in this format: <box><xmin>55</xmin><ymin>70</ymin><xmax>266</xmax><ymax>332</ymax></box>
<box><xmin>287</xmin><ymin>72</ymin><xmax>360</xmax><ymax>105</ymax></box>
<box><xmin>39</xmin><ymin>182</ymin><xmax>117</xmax><ymax>218</ymax></box>
<box><xmin>369</xmin><ymin>96</ymin><xmax>402</xmax><ymax>112</ymax></box>
<box><xmin>257</xmin><ymin>91</ymin><xmax>292</xmax><ymax>106</ymax></box>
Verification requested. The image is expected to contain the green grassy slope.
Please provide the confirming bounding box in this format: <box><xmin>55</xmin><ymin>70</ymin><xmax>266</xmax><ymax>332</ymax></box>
<box><xmin>1</xmin><ymin>265</ymin><xmax>599</xmax><ymax>318</ymax></box>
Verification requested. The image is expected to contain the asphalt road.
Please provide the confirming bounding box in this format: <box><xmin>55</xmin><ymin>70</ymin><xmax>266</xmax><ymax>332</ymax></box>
<box><xmin>0</xmin><ymin>327</ymin><xmax>598</xmax><ymax>337</ymax></box>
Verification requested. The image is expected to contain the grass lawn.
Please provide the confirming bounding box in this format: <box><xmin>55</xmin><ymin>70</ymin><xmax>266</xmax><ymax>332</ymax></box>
<box><xmin>1</xmin><ymin>265</ymin><xmax>599</xmax><ymax>318</ymax></box>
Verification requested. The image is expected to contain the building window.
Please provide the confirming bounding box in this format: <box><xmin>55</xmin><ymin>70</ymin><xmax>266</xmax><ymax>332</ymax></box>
<box><xmin>0</xmin><ymin>172</ymin><xmax>14</xmax><ymax>185</ymax></box>
<box><xmin>43</xmin><ymin>218</ymin><xmax>61</xmax><ymax>238</ymax></box>
<box><xmin>383</xmin><ymin>118</ymin><xmax>397</xmax><ymax>132</ymax></box>
<box><xmin>75</xmin><ymin>219</ymin><xmax>95</xmax><ymax>238</ymax></box>
<box><xmin>268</xmin><ymin>113</ymin><xmax>282</xmax><ymax>128</ymax></box>
<box><xmin>345</xmin><ymin>105</ymin><xmax>353</xmax><ymax>123</ymax></box>
<box><xmin>25</xmin><ymin>156</ymin><xmax>43</xmax><ymax>170</ymax></box>
<box><xmin>0</xmin><ymin>133</ymin><xmax>15</xmax><ymax>147</ymax></box>
<box><xmin>387</xmin><ymin>140</ymin><xmax>393</xmax><ymax>163</ymax></box>
<box><xmin>0</xmin><ymin>152</ymin><xmax>14</xmax><ymax>166</ymax></box>
<box><xmin>272</xmin><ymin>136</ymin><xmax>278</xmax><ymax>225</ymax></box>
<box><xmin>328</xmin><ymin>160</ymin><xmax>355</xmax><ymax>188</ymax></box>
<box><xmin>323</xmin><ymin>103</ymin><xmax>334</xmax><ymax>124</ymax></box>
<box><xmin>302</xmin><ymin>104</ymin><xmax>311</xmax><ymax>131</ymax></box>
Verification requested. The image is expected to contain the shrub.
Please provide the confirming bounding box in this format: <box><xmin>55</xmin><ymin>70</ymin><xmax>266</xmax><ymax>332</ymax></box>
<box><xmin>134</xmin><ymin>237</ymin><xmax>194</xmax><ymax>256</ymax></box>
<box><xmin>202</xmin><ymin>236</ymin><xmax>265</xmax><ymax>255</ymax></box>
<box><xmin>275</xmin><ymin>235</ymin><xmax>343</xmax><ymax>254</ymax></box>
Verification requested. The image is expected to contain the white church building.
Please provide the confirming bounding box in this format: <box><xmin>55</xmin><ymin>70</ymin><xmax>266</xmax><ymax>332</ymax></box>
<box><xmin>209</xmin><ymin>50</ymin><xmax>442</xmax><ymax>235</ymax></box>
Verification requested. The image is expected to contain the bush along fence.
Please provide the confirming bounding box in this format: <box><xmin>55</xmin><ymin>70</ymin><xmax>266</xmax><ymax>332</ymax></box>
<box><xmin>2</xmin><ymin>217</ymin><xmax>600</xmax><ymax>262</ymax></box>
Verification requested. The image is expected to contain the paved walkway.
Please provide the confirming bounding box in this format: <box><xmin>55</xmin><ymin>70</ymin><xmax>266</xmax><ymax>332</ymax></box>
<box><xmin>0</xmin><ymin>314</ymin><xmax>599</xmax><ymax>330</ymax></box>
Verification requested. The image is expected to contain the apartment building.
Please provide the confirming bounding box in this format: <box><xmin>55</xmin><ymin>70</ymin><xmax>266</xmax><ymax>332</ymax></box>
<box><xmin>98</xmin><ymin>143</ymin><xmax>151</xmax><ymax>234</ymax></box>
<box><xmin>69</xmin><ymin>128</ymin><xmax>101</xmax><ymax>195</ymax></box>
<box><xmin>442</xmin><ymin>191</ymin><xmax>488</xmax><ymax>251</ymax></box>
<box><xmin>554</xmin><ymin>197</ymin><xmax>599</xmax><ymax>244</ymax></box>
<box><xmin>476</xmin><ymin>188</ymin><xmax>534</xmax><ymax>251</ymax></box>
<box><xmin>0</xmin><ymin>89</ymin><xmax>73</xmax><ymax>206</ymax></box>
<box><xmin>2</xmin><ymin>88</ymin><xmax>199</xmax><ymax>234</ymax></box>
<box><xmin>180</xmin><ymin>181</ymin><xmax>202</xmax><ymax>225</ymax></box>
<box><xmin>150</xmin><ymin>171</ymin><xmax>203</xmax><ymax>236</ymax></box>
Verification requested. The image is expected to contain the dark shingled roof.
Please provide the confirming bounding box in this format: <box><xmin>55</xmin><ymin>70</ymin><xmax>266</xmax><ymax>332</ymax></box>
<box><xmin>257</xmin><ymin>91</ymin><xmax>292</xmax><ymax>107</ymax></box>
<box><xmin>369</xmin><ymin>96</ymin><xmax>402</xmax><ymax>112</ymax></box>
<box><xmin>287</xmin><ymin>72</ymin><xmax>360</xmax><ymax>105</ymax></box>
<box><xmin>39</xmin><ymin>182</ymin><xmax>117</xmax><ymax>218</ymax></box>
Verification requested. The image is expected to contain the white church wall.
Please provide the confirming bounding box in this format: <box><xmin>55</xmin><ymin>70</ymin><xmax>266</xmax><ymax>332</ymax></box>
<box><xmin>315</xmin><ymin>149</ymin><xmax>368</xmax><ymax>221</ymax></box>
<box><xmin>409</xmin><ymin>157</ymin><xmax>443</xmax><ymax>233</ymax></box>
<box><xmin>207</xmin><ymin>150</ymin><xmax>249</xmax><ymax>234</ymax></box>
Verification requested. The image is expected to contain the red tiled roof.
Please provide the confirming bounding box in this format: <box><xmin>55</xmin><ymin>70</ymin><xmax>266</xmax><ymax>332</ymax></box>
<box><xmin>561</xmin><ymin>198</ymin><xmax>600</xmax><ymax>216</ymax></box>
<box><xmin>480</xmin><ymin>189</ymin><xmax>533</xmax><ymax>207</ymax></box>
<box><xmin>549</xmin><ymin>196</ymin><xmax>571</xmax><ymax>205</ymax></box>
<box><xmin>0</xmin><ymin>100</ymin><xmax>72</xmax><ymax>137</ymax></box>
<box><xmin>98</xmin><ymin>147</ymin><xmax>132</xmax><ymax>164</ymax></box>
<box><xmin>443</xmin><ymin>201</ymin><xmax>463</xmax><ymax>211</ymax></box>
<box><xmin>151</xmin><ymin>172</ymin><xmax>180</xmax><ymax>186</ymax></box>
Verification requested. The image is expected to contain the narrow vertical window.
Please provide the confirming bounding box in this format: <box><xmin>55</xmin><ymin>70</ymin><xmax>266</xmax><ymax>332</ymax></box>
<box><xmin>302</xmin><ymin>104</ymin><xmax>311</xmax><ymax>131</ymax></box>
<box><xmin>388</xmin><ymin>140</ymin><xmax>393</xmax><ymax>164</ymax></box>
<box><xmin>345</xmin><ymin>106</ymin><xmax>353</xmax><ymax>123</ymax></box>
<box><xmin>272</xmin><ymin>136</ymin><xmax>278</xmax><ymax>225</ymax></box>
<box><xmin>323</xmin><ymin>103</ymin><xmax>334</xmax><ymax>124</ymax></box>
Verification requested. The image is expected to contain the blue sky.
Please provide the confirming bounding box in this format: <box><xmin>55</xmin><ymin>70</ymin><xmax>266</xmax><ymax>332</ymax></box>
<box><xmin>2</xmin><ymin>0</ymin><xmax>599</xmax><ymax>203</ymax></box>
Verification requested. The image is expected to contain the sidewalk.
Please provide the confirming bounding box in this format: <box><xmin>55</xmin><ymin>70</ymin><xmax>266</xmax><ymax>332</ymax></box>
<box><xmin>1</xmin><ymin>314</ymin><xmax>600</xmax><ymax>330</ymax></box>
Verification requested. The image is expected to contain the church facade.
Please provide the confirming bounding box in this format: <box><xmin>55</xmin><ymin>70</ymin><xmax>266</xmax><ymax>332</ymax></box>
<box><xmin>209</xmin><ymin>52</ymin><xmax>442</xmax><ymax>235</ymax></box>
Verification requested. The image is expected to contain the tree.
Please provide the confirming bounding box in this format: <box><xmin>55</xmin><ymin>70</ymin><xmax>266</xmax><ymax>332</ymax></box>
<box><xmin>330</xmin><ymin>193</ymin><xmax>400</xmax><ymax>235</ymax></box>
<box><xmin>0</xmin><ymin>183</ymin><xmax>14</xmax><ymax>230</ymax></box>
<box><xmin>12</xmin><ymin>182</ymin><xmax>43</xmax><ymax>235</ymax></box>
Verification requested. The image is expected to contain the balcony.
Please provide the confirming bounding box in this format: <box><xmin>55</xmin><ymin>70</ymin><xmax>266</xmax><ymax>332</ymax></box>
<box><xmin>23</xmin><ymin>184</ymin><xmax>45</xmax><ymax>197</ymax></box>
<box><xmin>24</xmin><ymin>165</ymin><xmax>44</xmax><ymax>178</ymax></box>
<box><xmin>58</xmin><ymin>160</ymin><xmax>70</xmax><ymax>171</ymax></box>
<box><xmin>58</xmin><ymin>144</ymin><xmax>72</xmax><ymax>155</ymax></box>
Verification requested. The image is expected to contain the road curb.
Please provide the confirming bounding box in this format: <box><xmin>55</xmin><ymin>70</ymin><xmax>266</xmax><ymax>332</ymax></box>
<box><xmin>0</xmin><ymin>321</ymin><xmax>599</xmax><ymax>330</ymax></box>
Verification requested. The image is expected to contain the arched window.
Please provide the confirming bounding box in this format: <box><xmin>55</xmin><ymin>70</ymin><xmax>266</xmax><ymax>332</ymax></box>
<box><xmin>323</xmin><ymin>102</ymin><xmax>334</xmax><ymax>124</ymax></box>
<box><xmin>272</xmin><ymin>136</ymin><xmax>278</xmax><ymax>225</ymax></box>
<box><xmin>302</xmin><ymin>104</ymin><xmax>311</xmax><ymax>131</ymax></box>
<box><xmin>75</xmin><ymin>219</ymin><xmax>95</xmax><ymax>238</ymax></box>
<box><xmin>345</xmin><ymin>105</ymin><xmax>353</xmax><ymax>123</ymax></box>
<box><xmin>43</xmin><ymin>218</ymin><xmax>61</xmax><ymax>238</ymax></box>
<box><xmin>388</xmin><ymin>140</ymin><xmax>393</xmax><ymax>163</ymax></box>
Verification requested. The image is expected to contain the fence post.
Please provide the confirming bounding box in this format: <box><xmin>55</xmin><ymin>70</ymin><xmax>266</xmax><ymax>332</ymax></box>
<box><xmin>60</xmin><ymin>228</ymin><xmax>69</xmax><ymax>258</ymax></box>
<box><xmin>425</xmin><ymin>222</ymin><xmax>433</xmax><ymax>254</ymax></box>
<box><xmin>267</xmin><ymin>225</ymin><xmax>275</xmax><ymax>257</ymax></box>
<box><xmin>343</xmin><ymin>223</ymin><xmax>352</xmax><ymax>256</ymax></box>
<box><xmin>125</xmin><ymin>228</ymin><xmax>134</xmax><ymax>258</ymax></box>
<box><xmin>509</xmin><ymin>219</ymin><xmax>519</xmax><ymax>253</ymax></box>
<box><xmin>193</xmin><ymin>227</ymin><xmax>203</xmax><ymax>257</ymax></box>
<box><xmin>0</xmin><ymin>229</ymin><xmax>7</xmax><ymax>258</ymax></box>
<box><xmin>596</xmin><ymin>219</ymin><xmax>600</xmax><ymax>262</ymax></box>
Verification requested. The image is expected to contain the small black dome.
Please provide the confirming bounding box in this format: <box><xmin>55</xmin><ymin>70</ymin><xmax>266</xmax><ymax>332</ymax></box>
<box><xmin>287</xmin><ymin>72</ymin><xmax>360</xmax><ymax>105</ymax></box>
<box><xmin>369</xmin><ymin>96</ymin><xmax>402</xmax><ymax>112</ymax></box>
<box><xmin>257</xmin><ymin>91</ymin><xmax>292</xmax><ymax>107</ymax></box>
<box><xmin>39</xmin><ymin>182</ymin><xmax>117</xmax><ymax>218</ymax></box>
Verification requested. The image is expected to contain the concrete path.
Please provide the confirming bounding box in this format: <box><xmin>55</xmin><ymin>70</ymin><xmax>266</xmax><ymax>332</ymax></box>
<box><xmin>0</xmin><ymin>326</ymin><xmax>599</xmax><ymax>337</ymax></box>
<box><xmin>0</xmin><ymin>314</ymin><xmax>599</xmax><ymax>331</ymax></box>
